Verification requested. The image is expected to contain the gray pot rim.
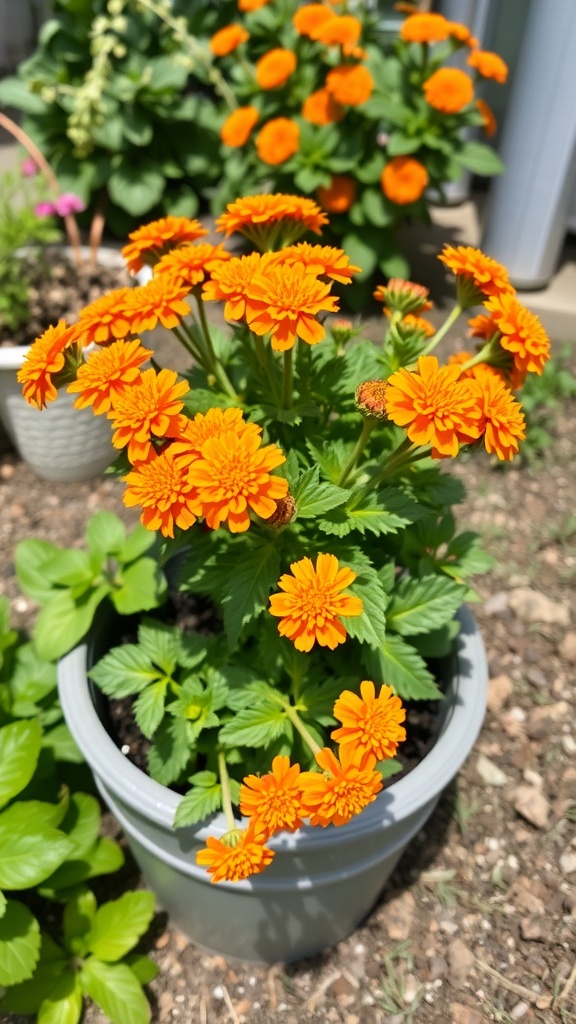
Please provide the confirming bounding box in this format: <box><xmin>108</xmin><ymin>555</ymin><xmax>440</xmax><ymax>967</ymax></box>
<box><xmin>58</xmin><ymin>604</ymin><xmax>487</xmax><ymax>851</ymax></box>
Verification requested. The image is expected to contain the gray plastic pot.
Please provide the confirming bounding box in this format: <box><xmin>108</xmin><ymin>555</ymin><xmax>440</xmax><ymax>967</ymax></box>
<box><xmin>58</xmin><ymin>605</ymin><xmax>487</xmax><ymax>964</ymax></box>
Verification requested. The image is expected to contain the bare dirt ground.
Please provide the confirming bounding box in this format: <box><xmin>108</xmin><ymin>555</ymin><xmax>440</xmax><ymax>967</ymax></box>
<box><xmin>1</xmin><ymin>325</ymin><xmax>575</xmax><ymax>1024</ymax></box>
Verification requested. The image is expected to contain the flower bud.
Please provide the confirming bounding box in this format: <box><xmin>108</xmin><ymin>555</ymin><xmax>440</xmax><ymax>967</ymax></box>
<box><xmin>355</xmin><ymin>380</ymin><xmax>389</xmax><ymax>420</ymax></box>
<box><xmin>374</xmin><ymin>279</ymin><xmax>432</xmax><ymax>316</ymax></box>
<box><xmin>263</xmin><ymin>494</ymin><xmax>296</xmax><ymax>527</ymax></box>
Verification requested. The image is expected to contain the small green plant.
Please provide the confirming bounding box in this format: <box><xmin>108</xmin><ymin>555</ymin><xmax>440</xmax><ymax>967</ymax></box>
<box><xmin>518</xmin><ymin>347</ymin><xmax>576</xmax><ymax>461</ymax></box>
<box><xmin>0</xmin><ymin>169</ymin><xmax>60</xmax><ymax>337</ymax></box>
<box><xmin>15</xmin><ymin>510</ymin><xmax>168</xmax><ymax>662</ymax></box>
<box><xmin>376</xmin><ymin>940</ymin><xmax>422</xmax><ymax>1021</ymax></box>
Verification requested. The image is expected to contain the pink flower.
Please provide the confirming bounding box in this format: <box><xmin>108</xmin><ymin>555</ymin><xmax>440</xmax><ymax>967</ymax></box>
<box><xmin>22</xmin><ymin>157</ymin><xmax>39</xmax><ymax>177</ymax></box>
<box><xmin>35</xmin><ymin>201</ymin><xmax>56</xmax><ymax>218</ymax></box>
<box><xmin>54</xmin><ymin>193</ymin><xmax>86</xmax><ymax>216</ymax></box>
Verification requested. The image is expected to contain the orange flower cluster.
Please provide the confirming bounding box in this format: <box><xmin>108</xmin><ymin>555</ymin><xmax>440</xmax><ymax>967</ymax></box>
<box><xmin>467</xmin><ymin>49</ymin><xmax>508</xmax><ymax>83</ymax></box>
<box><xmin>215</xmin><ymin>193</ymin><xmax>328</xmax><ymax>242</ymax></box>
<box><xmin>423</xmin><ymin>68</ymin><xmax>474</xmax><ymax>114</ymax></box>
<box><xmin>209</xmin><ymin>24</ymin><xmax>249</xmax><ymax>57</ymax></box>
<box><xmin>121</xmin><ymin>216</ymin><xmax>208</xmax><ymax>274</ymax></box>
<box><xmin>269</xmin><ymin>553</ymin><xmax>363</xmax><ymax>651</ymax></box>
<box><xmin>220</xmin><ymin>105</ymin><xmax>259</xmax><ymax>147</ymax></box>
<box><xmin>381</xmin><ymin>157</ymin><xmax>429</xmax><ymax>205</ymax></box>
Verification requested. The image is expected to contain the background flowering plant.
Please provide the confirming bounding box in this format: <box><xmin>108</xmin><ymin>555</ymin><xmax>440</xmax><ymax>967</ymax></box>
<box><xmin>17</xmin><ymin>194</ymin><xmax>549</xmax><ymax>883</ymax></box>
<box><xmin>203</xmin><ymin>3</ymin><xmax>507</xmax><ymax>303</ymax></box>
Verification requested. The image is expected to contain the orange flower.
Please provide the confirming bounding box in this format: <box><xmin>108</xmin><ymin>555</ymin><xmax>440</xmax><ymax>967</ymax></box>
<box><xmin>484</xmin><ymin>293</ymin><xmax>551</xmax><ymax>376</ymax></box>
<box><xmin>326</xmin><ymin>64</ymin><xmax>374</xmax><ymax>106</ymax></box>
<box><xmin>313</xmin><ymin>15</ymin><xmax>362</xmax><ymax>54</ymax></box>
<box><xmin>269</xmin><ymin>553</ymin><xmax>363</xmax><ymax>652</ymax></box>
<box><xmin>209</xmin><ymin>24</ymin><xmax>249</xmax><ymax>57</ymax></box>
<box><xmin>467</xmin><ymin>49</ymin><xmax>508</xmax><ymax>84</ymax></box>
<box><xmin>317</xmin><ymin>175</ymin><xmax>356</xmax><ymax>212</ymax></box>
<box><xmin>123</xmin><ymin>445</ymin><xmax>199</xmax><ymax>537</ymax></box>
<box><xmin>188</xmin><ymin>429</ymin><xmax>288</xmax><ymax>532</ymax></box>
<box><xmin>239</xmin><ymin>0</ymin><xmax>270</xmax><ymax>9</ymax></box>
<box><xmin>293</xmin><ymin>4</ymin><xmax>333</xmax><ymax>37</ymax></box>
<box><xmin>255</xmin><ymin>48</ymin><xmax>297</xmax><ymax>90</ymax></box>
<box><xmin>153</xmin><ymin>243</ymin><xmax>231</xmax><ymax>289</ymax></box>
<box><xmin>245</xmin><ymin>261</ymin><xmax>339</xmax><ymax>350</ymax></box>
<box><xmin>67</xmin><ymin>339</ymin><xmax>153</xmax><ymax>415</ymax></box>
<box><xmin>445</xmin><ymin>21</ymin><xmax>476</xmax><ymax>46</ymax></box>
<box><xmin>423</xmin><ymin>68</ymin><xmax>474</xmax><ymax>114</ymax></box>
<box><xmin>438</xmin><ymin>245</ymin><xmax>513</xmax><ymax>302</ymax></box>
<box><xmin>221</xmin><ymin>105</ymin><xmax>259</xmax><ymax>147</ymax></box>
<box><xmin>278</xmin><ymin>242</ymin><xmax>361</xmax><ymax>284</ymax></box>
<box><xmin>467</xmin><ymin>314</ymin><xmax>496</xmax><ymax>341</ymax></box>
<box><xmin>196</xmin><ymin>824</ymin><xmax>274</xmax><ymax>883</ymax></box>
<box><xmin>374</xmin><ymin>279</ymin><xmax>431</xmax><ymax>315</ymax></box>
<box><xmin>331</xmin><ymin>681</ymin><xmax>407</xmax><ymax>760</ymax></box>
<box><xmin>122</xmin><ymin>277</ymin><xmax>192</xmax><ymax>333</ymax></box>
<box><xmin>471</xmin><ymin>366</ymin><xmax>526</xmax><ymax>461</ymax></box>
<box><xmin>475</xmin><ymin>98</ymin><xmax>497</xmax><ymax>137</ymax></box>
<box><xmin>302</xmin><ymin>87</ymin><xmax>344</xmax><ymax>125</ymax></box>
<box><xmin>256</xmin><ymin>118</ymin><xmax>300</xmax><ymax>165</ymax></box>
<box><xmin>122</xmin><ymin>216</ymin><xmax>208</xmax><ymax>275</ymax></box>
<box><xmin>215</xmin><ymin>193</ymin><xmax>328</xmax><ymax>241</ymax></box>
<box><xmin>176</xmin><ymin>406</ymin><xmax>262</xmax><ymax>452</ymax></box>
<box><xmin>240</xmin><ymin>756</ymin><xmax>304</xmax><ymax>837</ymax></box>
<box><xmin>384</xmin><ymin>354</ymin><xmax>483</xmax><ymax>457</ymax></box>
<box><xmin>298</xmin><ymin>745</ymin><xmax>382</xmax><ymax>827</ymax></box>
<box><xmin>18</xmin><ymin>320</ymin><xmax>77</xmax><ymax>409</ymax></box>
<box><xmin>202</xmin><ymin>252</ymin><xmax>270</xmax><ymax>320</ymax></box>
<box><xmin>75</xmin><ymin>288</ymin><xmax>133</xmax><ymax>346</ymax></box>
<box><xmin>401</xmin><ymin>313</ymin><xmax>435</xmax><ymax>338</ymax></box>
<box><xmin>381</xmin><ymin>157</ymin><xmax>428</xmax><ymax>205</ymax></box>
<box><xmin>108</xmin><ymin>367</ymin><xmax>190</xmax><ymax>463</ymax></box>
<box><xmin>399</xmin><ymin>12</ymin><xmax>449</xmax><ymax>43</ymax></box>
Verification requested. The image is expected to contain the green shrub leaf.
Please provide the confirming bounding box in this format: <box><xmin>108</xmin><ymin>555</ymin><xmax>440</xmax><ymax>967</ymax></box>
<box><xmin>87</xmin><ymin>892</ymin><xmax>155</xmax><ymax>962</ymax></box>
<box><xmin>293</xmin><ymin>466</ymin><xmax>349</xmax><ymax>518</ymax></box>
<box><xmin>219</xmin><ymin>703</ymin><xmax>290</xmax><ymax>749</ymax></box>
<box><xmin>37</xmin><ymin>970</ymin><xmax>83</xmax><ymax>1024</ymax></box>
<box><xmin>222</xmin><ymin>543</ymin><xmax>281</xmax><ymax>648</ymax></box>
<box><xmin>90</xmin><ymin>646</ymin><xmax>164</xmax><ymax>698</ymax></box>
<box><xmin>174</xmin><ymin>776</ymin><xmax>222</xmax><ymax>828</ymax></box>
<box><xmin>0</xmin><ymin>719</ymin><xmax>42</xmax><ymax>807</ymax></box>
<box><xmin>0</xmin><ymin>899</ymin><xmax>41</xmax><ymax>985</ymax></box>
<box><xmin>387</xmin><ymin>575</ymin><xmax>465</xmax><ymax>636</ymax></box>
<box><xmin>81</xmin><ymin>959</ymin><xmax>151</xmax><ymax>1024</ymax></box>
<box><xmin>364</xmin><ymin>635</ymin><xmax>443</xmax><ymax>700</ymax></box>
<box><xmin>112</xmin><ymin>558</ymin><xmax>167</xmax><ymax>615</ymax></box>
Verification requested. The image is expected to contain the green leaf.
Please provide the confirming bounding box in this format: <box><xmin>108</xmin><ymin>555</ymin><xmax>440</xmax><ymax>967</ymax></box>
<box><xmin>37</xmin><ymin>970</ymin><xmax>83</xmax><ymax>1024</ymax></box>
<box><xmin>361</xmin><ymin>187</ymin><xmax>394</xmax><ymax>227</ymax></box>
<box><xmin>90</xmin><ymin>646</ymin><xmax>163</xmax><ymax>698</ymax></box>
<box><xmin>113</xmin><ymin>558</ymin><xmax>167</xmax><ymax>615</ymax></box>
<box><xmin>341</xmin><ymin>568</ymin><xmax>388</xmax><ymax>648</ymax></box>
<box><xmin>341</xmin><ymin>231</ymin><xmax>378</xmax><ymax>278</ymax></box>
<box><xmin>293</xmin><ymin>466</ymin><xmax>349</xmax><ymax>518</ymax></box>
<box><xmin>39</xmin><ymin>549</ymin><xmax>93</xmax><ymax>588</ymax></box>
<box><xmin>14</xmin><ymin>539</ymin><xmax>62</xmax><ymax>603</ymax></box>
<box><xmin>387</xmin><ymin>575</ymin><xmax>465</xmax><ymax>636</ymax></box>
<box><xmin>222</xmin><ymin>543</ymin><xmax>280</xmax><ymax>648</ymax></box>
<box><xmin>136</xmin><ymin>619</ymin><xmax>181</xmax><ymax>674</ymax></box>
<box><xmin>0</xmin><ymin>76</ymin><xmax>47</xmax><ymax>113</ymax></box>
<box><xmin>121</xmin><ymin>525</ymin><xmax>157</xmax><ymax>564</ymax></box>
<box><xmin>42</xmin><ymin>723</ymin><xmax>83</xmax><ymax>764</ymax></box>
<box><xmin>0</xmin><ymin>794</ymin><xmax>68</xmax><ymax>834</ymax></box>
<box><xmin>133</xmin><ymin>680</ymin><xmax>168</xmax><ymax>739</ymax></box>
<box><xmin>174</xmin><ymin>777</ymin><xmax>222</xmax><ymax>828</ymax></box>
<box><xmin>0</xmin><ymin>891</ymin><xmax>5</xmax><ymax>918</ymax></box>
<box><xmin>147</xmin><ymin>54</ymin><xmax>189</xmax><ymax>91</ymax></box>
<box><xmin>455</xmin><ymin>141</ymin><xmax>505</xmax><ymax>176</ymax></box>
<box><xmin>109</xmin><ymin>158</ymin><xmax>166</xmax><ymax>217</ymax></box>
<box><xmin>0</xmin><ymin>816</ymin><xmax>73</xmax><ymax>889</ymax></box>
<box><xmin>81</xmin><ymin>958</ymin><xmax>151</xmax><ymax>1024</ymax></box>
<box><xmin>34</xmin><ymin>585</ymin><xmax>110</xmax><ymax>661</ymax></box>
<box><xmin>364</xmin><ymin>635</ymin><xmax>443</xmax><ymax>700</ymax></box>
<box><xmin>63</xmin><ymin>889</ymin><xmax>97</xmax><ymax>951</ymax></box>
<box><xmin>0</xmin><ymin>719</ymin><xmax>42</xmax><ymax>807</ymax></box>
<box><xmin>219</xmin><ymin>703</ymin><xmax>290</xmax><ymax>749</ymax></box>
<box><xmin>86</xmin><ymin>511</ymin><xmax>126</xmax><ymax>559</ymax></box>
<box><xmin>378</xmin><ymin>757</ymin><xmax>403</xmax><ymax>779</ymax></box>
<box><xmin>411</xmin><ymin>619</ymin><xmax>460</xmax><ymax>658</ymax></box>
<box><xmin>147</xmin><ymin>717</ymin><xmax>190</xmax><ymax>786</ymax></box>
<box><xmin>124</xmin><ymin>954</ymin><xmax>159</xmax><ymax>985</ymax></box>
<box><xmin>386</xmin><ymin>132</ymin><xmax>422</xmax><ymax>157</ymax></box>
<box><xmin>0</xmin><ymin>932</ymin><xmax>67</xmax><ymax>1013</ymax></box>
<box><xmin>9</xmin><ymin>642</ymin><xmax>57</xmax><ymax>713</ymax></box>
<box><xmin>87</xmin><ymin>892</ymin><xmax>155</xmax><ymax>962</ymax></box>
<box><xmin>0</xmin><ymin>899</ymin><xmax>41</xmax><ymax>985</ymax></box>
<box><xmin>60</xmin><ymin>793</ymin><xmax>101</xmax><ymax>858</ymax></box>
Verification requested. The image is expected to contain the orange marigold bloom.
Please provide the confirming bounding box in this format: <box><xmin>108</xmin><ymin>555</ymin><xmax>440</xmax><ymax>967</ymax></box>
<box><xmin>445</xmin><ymin>20</ymin><xmax>476</xmax><ymax>45</ymax></box>
<box><xmin>202</xmin><ymin>252</ymin><xmax>267</xmax><ymax>320</ymax></box>
<box><xmin>123</xmin><ymin>277</ymin><xmax>192</xmax><ymax>333</ymax></box>
<box><xmin>302</xmin><ymin>87</ymin><xmax>344</xmax><ymax>125</ymax></box>
<box><xmin>381</xmin><ymin>157</ymin><xmax>429</xmax><ymax>205</ymax></box>
<box><xmin>293</xmin><ymin>3</ymin><xmax>333</xmax><ymax>37</ymax></box>
<box><xmin>245</xmin><ymin>261</ymin><xmax>339</xmax><ymax>351</ymax></box>
<box><xmin>255</xmin><ymin>48</ymin><xmax>297</xmax><ymax>90</ymax></box>
<box><xmin>216</xmin><ymin>193</ymin><xmax>328</xmax><ymax>240</ymax></box>
<box><xmin>384</xmin><ymin>354</ymin><xmax>483</xmax><ymax>457</ymax></box>
<box><xmin>269</xmin><ymin>553</ymin><xmax>363</xmax><ymax>652</ymax></box>
<box><xmin>331</xmin><ymin>681</ymin><xmax>407</xmax><ymax>760</ymax></box>
<box><xmin>122</xmin><ymin>216</ymin><xmax>209</xmax><ymax>275</ymax></box>
<box><xmin>299</xmin><ymin>745</ymin><xmax>382</xmax><ymax>827</ymax></box>
<box><xmin>475</xmin><ymin>98</ymin><xmax>497</xmax><ymax>137</ymax></box>
<box><xmin>221</xmin><ymin>105</ymin><xmax>259</xmax><ymax>147</ymax></box>
<box><xmin>239</xmin><ymin>0</ymin><xmax>270</xmax><ymax>9</ymax></box>
<box><xmin>256</xmin><ymin>117</ymin><xmax>300</xmax><ymax>165</ymax></box>
<box><xmin>313</xmin><ymin>14</ymin><xmax>362</xmax><ymax>54</ymax></box>
<box><xmin>154</xmin><ymin>243</ymin><xmax>230</xmax><ymax>289</ymax></box>
<box><xmin>75</xmin><ymin>288</ymin><xmax>133</xmax><ymax>346</ymax></box>
<box><xmin>423</xmin><ymin>68</ymin><xmax>474</xmax><ymax>114</ymax></box>
<box><xmin>438</xmin><ymin>245</ymin><xmax>513</xmax><ymax>301</ymax></box>
<box><xmin>175</xmin><ymin>406</ymin><xmax>261</xmax><ymax>451</ymax></box>
<box><xmin>196</xmin><ymin>824</ymin><xmax>274</xmax><ymax>883</ymax></box>
<box><xmin>468</xmin><ymin>313</ymin><xmax>498</xmax><ymax>340</ymax></box>
<box><xmin>209</xmin><ymin>24</ymin><xmax>249</xmax><ymax>57</ymax></box>
<box><xmin>472</xmin><ymin>366</ymin><xmax>526</xmax><ymax>460</ymax></box>
<box><xmin>278</xmin><ymin>242</ymin><xmax>361</xmax><ymax>284</ymax></box>
<box><xmin>189</xmin><ymin>429</ymin><xmax>288</xmax><ymax>532</ymax></box>
<box><xmin>67</xmin><ymin>338</ymin><xmax>153</xmax><ymax>415</ymax></box>
<box><xmin>467</xmin><ymin>49</ymin><xmax>508</xmax><ymax>84</ymax></box>
<box><xmin>317</xmin><ymin>175</ymin><xmax>356</xmax><ymax>213</ymax></box>
<box><xmin>18</xmin><ymin>320</ymin><xmax>76</xmax><ymax>409</ymax></box>
<box><xmin>123</xmin><ymin>445</ymin><xmax>199</xmax><ymax>537</ymax></box>
<box><xmin>399</xmin><ymin>12</ymin><xmax>449</xmax><ymax>43</ymax></box>
<box><xmin>484</xmin><ymin>293</ymin><xmax>551</xmax><ymax>376</ymax></box>
<box><xmin>108</xmin><ymin>367</ymin><xmax>190</xmax><ymax>463</ymax></box>
<box><xmin>326</xmin><ymin>64</ymin><xmax>374</xmax><ymax>106</ymax></box>
<box><xmin>240</xmin><ymin>756</ymin><xmax>304</xmax><ymax>837</ymax></box>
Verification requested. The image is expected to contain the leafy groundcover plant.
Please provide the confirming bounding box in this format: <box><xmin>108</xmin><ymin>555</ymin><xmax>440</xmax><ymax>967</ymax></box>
<box><xmin>18</xmin><ymin>194</ymin><xmax>550</xmax><ymax>884</ymax></box>
<box><xmin>0</xmin><ymin>597</ymin><xmax>157</xmax><ymax>1024</ymax></box>
<box><xmin>202</xmin><ymin>3</ymin><xmax>506</xmax><ymax>298</ymax></box>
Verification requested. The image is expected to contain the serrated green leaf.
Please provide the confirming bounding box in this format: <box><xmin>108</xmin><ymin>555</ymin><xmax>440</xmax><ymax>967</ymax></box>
<box><xmin>9</xmin><ymin>642</ymin><xmax>57</xmax><ymax>710</ymax></box>
<box><xmin>219</xmin><ymin>704</ymin><xmax>290</xmax><ymax>749</ymax></box>
<box><xmin>364</xmin><ymin>635</ymin><xmax>443</xmax><ymax>700</ymax></box>
<box><xmin>341</xmin><ymin>567</ymin><xmax>388</xmax><ymax>648</ymax></box>
<box><xmin>174</xmin><ymin>780</ymin><xmax>222</xmax><ymax>828</ymax></box>
<box><xmin>87</xmin><ymin>892</ymin><xmax>155</xmax><ymax>962</ymax></box>
<box><xmin>306</xmin><ymin>439</ymin><xmax>352</xmax><ymax>484</ymax></box>
<box><xmin>37</xmin><ymin>971</ymin><xmax>82</xmax><ymax>1024</ymax></box>
<box><xmin>133</xmin><ymin>680</ymin><xmax>168</xmax><ymax>739</ymax></box>
<box><xmin>0</xmin><ymin>932</ymin><xmax>67</xmax><ymax>1013</ymax></box>
<box><xmin>0</xmin><ymin>818</ymin><xmax>72</xmax><ymax>889</ymax></box>
<box><xmin>124</xmin><ymin>954</ymin><xmax>159</xmax><ymax>985</ymax></box>
<box><xmin>113</xmin><ymin>558</ymin><xmax>167</xmax><ymax>615</ymax></box>
<box><xmin>0</xmin><ymin>719</ymin><xmax>42</xmax><ymax>807</ymax></box>
<box><xmin>81</xmin><ymin>958</ymin><xmax>151</xmax><ymax>1024</ymax></box>
<box><xmin>378</xmin><ymin>757</ymin><xmax>403</xmax><ymax>779</ymax></box>
<box><xmin>0</xmin><ymin>899</ymin><xmax>41</xmax><ymax>985</ymax></box>
<box><xmin>86</xmin><ymin>511</ymin><xmax>126</xmax><ymax>559</ymax></box>
<box><xmin>15</xmin><ymin>539</ymin><xmax>65</xmax><ymax>603</ymax></box>
<box><xmin>90</xmin><ymin>646</ymin><xmax>163</xmax><ymax>698</ymax></box>
<box><xmin>222</xmin><ymin>543</ymin><xmax>280</xmax><ymax>648</ymax></box>
<box><xmin>387</xmin><ymin>575</ymin><xmax>465</xmax><ymax>636</ymax></box>
<box><xmin>136</xmin><ymin>619</ymin><xmax>181</xmax><ymax>674</ymax></box>
<box><xmin>293</xmin><ymin>466</ymin><xmax>349</xmax><ymax>518</ymax></box>
<box><xmin>147</xmin><ymin>717</ymin><xmax>190</xmax><ymax>786</ymax></box>
<box><xmin>411</xmin><ymin>620</ymin><xmax>461</xmax><ymax>658</ymax></box>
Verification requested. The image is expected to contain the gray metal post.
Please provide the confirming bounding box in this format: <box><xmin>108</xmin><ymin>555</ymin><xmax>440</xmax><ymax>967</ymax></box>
<box><xmin>480</xmin><ymin>0</ymin><xmax>576</xmax><ymax>289</ymax></box>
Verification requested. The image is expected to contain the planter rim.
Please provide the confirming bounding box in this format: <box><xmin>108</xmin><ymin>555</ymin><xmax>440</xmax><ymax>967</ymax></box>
<box><xmin>58</xmin><ymin>604</ymin><xmax>487</xmax><ymax>851</ymax></box>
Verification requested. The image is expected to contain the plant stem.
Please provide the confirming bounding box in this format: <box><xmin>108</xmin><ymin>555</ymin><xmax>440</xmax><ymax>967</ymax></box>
<box><xmin>195</xmin><ymin>296</ymin><xmax>239</xmax><ymax>400</ymax></box>
<box><xmin>338</xmin><ymin>418</ymin><xmax>377</xmax><ymax>487</ymax></box>
<box><xmin>218</xmin><ymin>750</ymin><xmax>237</xmax><ymax>831</ymax></box>
<box><xmin>172</xmin><ymin>323</ymin><xmax>209</xmax><ymax>369</ymax></box>
<box><xmin>254</xmin><ymin>333</ymin><xmax>281</xmax><ymax>405</ymax></box>
<box><xmin>283</xmin><ymin>703</ymin><xmax>321</xmax><ymax>757</ymax></box>
<box><xmin>281</xmin><ymin>348</ymin><xmax>294</xmax><ymax>409</ymax></box>
<box><xmin>364</xmin><ymin>437</ymin><xmax>428</xmax><ymax>492</ymax></box>
<box><xmin>420</xmin><ymin>303</ymin><xmax>464</xmax><ymax>357</ymax></box>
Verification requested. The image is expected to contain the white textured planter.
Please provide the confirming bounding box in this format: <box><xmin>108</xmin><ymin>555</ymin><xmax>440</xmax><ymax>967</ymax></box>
<box><xmin>58</xmin><ymin>606</ymin><xmax>487</xmax><ymax>964</ymax></box>
<box><xmin>0</xmin><ymin>245</ymin><xmax>144</xmax><ymax>483</ymax></box>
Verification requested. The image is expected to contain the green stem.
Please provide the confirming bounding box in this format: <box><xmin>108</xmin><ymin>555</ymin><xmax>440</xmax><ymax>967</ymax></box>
<box><xmin>195</xmin><ymin>296</ymin><xmax>239</xmax><ymax>400</ymax></box>
<box><xmin>420</xmin><ymin>303</ymin><xmax>464</xmax><ymax>357</ymax></box>
<box><xmin>283</xmin><ymin>704</ymin><xmax>321</xmax><ymax>757</ymax></box>
<box><xmin>364</xmin><ymin>437</ymin><xmax>427</xmax><ymax>492</ymax></box>
<box><xmin>172</xmin><ymin>323</ymin><xmax>209</xmax><ymax>370</ymax></box>
<box><xmin>458</xmin><ymin>336</ymin><xmax>502</xmax><ymax>373</ymax></box>
<box><xmin>338</xmin><ymin>418</ymin><xmax>377</xmax><ymax>488</ymax></box>
<box><xmin>281</xmin><ymin>348</ymin><xmax>294</xmax><ymax>410</ymax></box>
<box><xmin>218</xmin><ymin>750</ymin><xmax>237</xmax><ymax>831</ymax></box>
<box><xmin>254</xmin><ymin>333</ymin><xmax>281</xmax><ymax>405</ymax></box>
